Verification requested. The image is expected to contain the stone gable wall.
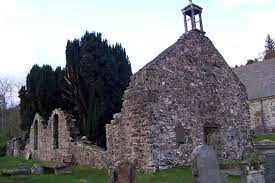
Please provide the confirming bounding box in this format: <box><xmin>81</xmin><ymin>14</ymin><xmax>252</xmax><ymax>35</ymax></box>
<box><xmin>106</xmin><ymin>31</ymin><xmax>251</xmax><ymax>172</ymax></box>
<box><xmin>144</xmin><ymin>32</ymin><xmax>251</xmax><ymax>169</ymax></box>
<box><xmin>25</xmin><ymin>109</ymin><xmax>106</xmax><ymax>168</ymax></box>
<box><xmin>249</xmin><ymin>97</ymin><xmax>275</xmax><ymax>133</ymax></box>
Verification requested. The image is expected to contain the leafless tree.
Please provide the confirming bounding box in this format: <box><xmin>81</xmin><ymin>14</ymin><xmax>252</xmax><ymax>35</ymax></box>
<box><xmin>0</xmin><ymin>75</ymin><xmax>21</xmax><ymax>107</ymax></box>
<box><xmin>0</xmin><ymin>75</ymin><xmax>22</xmax><ymax>137</ymax></box>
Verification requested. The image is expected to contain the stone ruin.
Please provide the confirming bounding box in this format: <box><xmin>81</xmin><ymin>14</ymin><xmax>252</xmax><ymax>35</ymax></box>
<box><xmin>6</xmin><ymin>137</ymin><xmax>21</xmax><ymax>157</ymax></box>
<box><xmin>24</xmin><ymin>109</ymin><xmax>106</xmax><ymax>168</ymax></box>
<box><xmin>24</xmin><ymin>1</ymin><xmax>252</xmax><ymax>173</ymax></box>
<box><xmin>106</xmin><ymin>29</ymin><xmax>251</xmax><ymax>172</ymax></box>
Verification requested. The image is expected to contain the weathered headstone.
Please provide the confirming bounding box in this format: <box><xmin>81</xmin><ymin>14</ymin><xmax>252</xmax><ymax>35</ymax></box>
<box><xmin>79</xmin><ymin>179</ymin><xmax>88</xmax><ymax>183</ymax></box>
<box><xmin>6</xmin><ymin>140</ymin><xmax>13</xmax><ymax>156</ymax></box>
<box><xmin>255</xmin><ymin>140</ymin><xmax>275</xmax><ymax>183</ymax></box>
<box><xmin>6</xmin><ymin>138</ymin><xmax>21</xmax><ymax>157</ymax></box>
<box><xmin>42</xmin><ymin>163</ymin><xmax>69</xmax><ymax>175</ymax></box>
<box><xmin>16</xmin><ymin>163</ymin><xmax>30</xmax><ymax>171</ymax></box>
<box><xmin>240</xmin><ymin>161</ymin><xmax>265</xmax><ymax>183</ymax></box>
<box><xmin>31</xmin><ymin>164</ymin><xmax>44</xmax><ymax>175</ymax></box>
<box><xmin>191</xmin><ymin>145</ymin><xmax>221</xmax><ymax>183</ymax></box>
<box><xmin>12</xmin><ymin>138</ymin><xmax>20</xmax><ymax>156</ymax></box>
<box><xmin>1</xmin><ymin>168</ymin><xmax>30</xmax><ymax>176</ymax></box>
<box><xmin>108</xmin><ymin>162</ymin><xmax>135</xmax><ymax>183</ymax></box>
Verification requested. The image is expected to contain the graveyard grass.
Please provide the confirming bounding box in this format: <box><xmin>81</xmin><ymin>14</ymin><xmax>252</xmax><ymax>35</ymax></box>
<box><xmin>0</xmin><ymin>156</ymin><xmax>240</xmax><ymax>183</ymax></box>
<box><xmin>253</xmin><ymin>133</ymin><xmax>275</xmax><ymax>143</ymax></box>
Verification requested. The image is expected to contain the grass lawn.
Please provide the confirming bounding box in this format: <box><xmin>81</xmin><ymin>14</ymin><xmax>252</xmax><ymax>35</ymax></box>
<box><xmin>0</xmin><ymin>156</ymin><xmax>240</xmax><ymax>183</ymax></box>
<box><xmin>220</xmin><ymin>160</ymin><xmax>242</xmax><ymax>169</ymax></box>
<box><xmin>253</xmin><ymin>133</ymin><xmax>275</xmax><ymax>143</ymax></box>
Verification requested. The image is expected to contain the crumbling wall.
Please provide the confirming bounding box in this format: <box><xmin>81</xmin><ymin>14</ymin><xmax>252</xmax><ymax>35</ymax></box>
<box><xmin>106</xmin><ymin>79</ymin><xmax>154</xmax><ymax>171</ymax></box>
<box><xmin>25</xmin><ymin>109</ymin><xmax>71</xmax><ymax>161</ymax></box>
<box><xmin>6</xmin><ymin>138</ymin><xmax>21</xmax><ymax>156</ymax></box>
<box><xmin>25</xmin><ymin>109</ymin><xmax>106</xmax><ymax>168</ymax></box>
<box><xmin>70</xmin><ymin>142</ymin><xmax>106</xmax><ymax>168</ymax></box>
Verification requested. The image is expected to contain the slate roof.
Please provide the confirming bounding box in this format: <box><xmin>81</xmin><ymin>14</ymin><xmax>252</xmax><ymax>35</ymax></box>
<box><xmin>234</xmin><ymin>58</ymin><xmax>275</xmax><ymax>100</ymax></box>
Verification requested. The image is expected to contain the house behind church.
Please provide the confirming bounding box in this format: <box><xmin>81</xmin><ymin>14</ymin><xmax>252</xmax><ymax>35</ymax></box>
<box><xmin>234</xmin><ymin>58</ymin><xmax>275</xmax><ymax>133</ymax></box>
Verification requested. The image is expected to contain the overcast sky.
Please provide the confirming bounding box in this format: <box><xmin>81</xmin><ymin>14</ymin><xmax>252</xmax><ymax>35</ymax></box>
<box><xmin>0</xmin><ymin>0</ymin><xmax>275</xmax><ymax>82</ymax></box>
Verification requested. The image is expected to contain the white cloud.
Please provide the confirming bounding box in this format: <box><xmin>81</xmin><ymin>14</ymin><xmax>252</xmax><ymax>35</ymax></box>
<box><xmin>0</xmin><ymin>0</ymin><xmax>34</xmax><ymax>79</ymax></box>
<box><xmin>0</xmin><ymin>0</ymin><xmax>32</xmax><ymax>20</ymax></box>
<box><xmin>220</xmin><ymin>0</ymin><xmax>272</xmax><ymax>6</ymax></box>
<box><xmin>217</xmin><ymin>8</ymin><xmax>275</xmax><ymax>67</ymax></box>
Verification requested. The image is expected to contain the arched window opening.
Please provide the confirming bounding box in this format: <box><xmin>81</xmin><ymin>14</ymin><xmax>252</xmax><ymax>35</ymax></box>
<box><xmin>53</xmin><ymin>114</ymin><xmax>59</xmax><ymax>149</ymax></box>
<box><xmin>34</xmin><ymin>120</ymin><xmax>38</xmax><ymax>150</ymax></box>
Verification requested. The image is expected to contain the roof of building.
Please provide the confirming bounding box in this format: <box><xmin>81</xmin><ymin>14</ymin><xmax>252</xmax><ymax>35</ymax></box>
<box><xmin>234</xmin><ymin>58</ymin><xmax>275</xmax><ymax>100</ymax></box>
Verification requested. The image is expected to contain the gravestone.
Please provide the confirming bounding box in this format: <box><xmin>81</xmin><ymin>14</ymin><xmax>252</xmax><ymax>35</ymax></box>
<box><xmin>31</xmin><ymin>164</ymin><xmax>44</xmax><ymax>175</ymax></box>
<box><xmin>6</xmin><ymin>140</ymin><xmax>13</xmax><ymax>156</ymax></box>
<box><xmin>191</xmin><ymin>145</ymin><xmax>221</xmax><ymax>183</ymax></box>
<box><xmin>79</xmin><ymin>179</ymin><xmax>88</xmax><ymax>183</ymax></box>
<box><xmin>108</xmin><ymin>162</ymin><xmax>135</xmax><ymax>183</ymax></box>
<box><xmin>255</xmin><ymin>140</ymin><xmax>275</xmax><ymax>183</ymax></box>
<box><xmin>240</xmin><ymin>161</ymin><xmax>265</xmax><ymax>183</ymax></box>
<box><xmin>6</xmin><ymin>138</ymin><xmax>21</xmax><ymax>157</ymax></box>
<box><xmin>16</xmin><ymin>163</ymin><xmax>30</xmax><ymax>171</ymax></box>
<box><xmin>13</xmin><ymin>138</ymin><xmax>20</xmax><ymax>156</ymax></box>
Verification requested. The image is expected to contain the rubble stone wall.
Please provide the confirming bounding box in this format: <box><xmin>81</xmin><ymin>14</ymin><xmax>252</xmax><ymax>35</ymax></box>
<box><xmin>106</xmin><ymin>30</ymin><xmax>252</xmax><ymax>172</ymax></box>
<box><xmin>25</xmin><ymin>109</ymin><xmax>106</xmax><ymax>168</ymax></box>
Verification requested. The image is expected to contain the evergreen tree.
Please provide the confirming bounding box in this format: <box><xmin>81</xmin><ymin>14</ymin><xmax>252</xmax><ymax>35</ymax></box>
<box><xmin>264</xmin><ymin>34</ymin><xmax>275</xmax><ymax>60</ymax></box>
<box><xmin>19</xmin><ymin>31</ymin><xmax>132</xmax><ymax>148</ymax></box>
<box><xmin>18</xmin><ymin>86</ymin><xmax>34</xmax><ymax>132</ymax></box>
<box><xmin>265</xmin><ymin>34</ymin><xmax>275</xmax><ymax>51</ymax></box>
<box><xmin>19</xmin><ymin>65</ymin><xmax>67</xmax><ymax>133</ymax></box>
<box><xmin>65</xmin><ymin>31</ymin><xmax>132</xmax><ymax>148</ymax></box>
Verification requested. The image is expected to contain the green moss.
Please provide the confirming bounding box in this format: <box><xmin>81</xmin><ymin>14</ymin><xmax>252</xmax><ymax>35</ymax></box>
<box><xmin>253</xmin><ymin>133</ymin><xmax>275</xmax><ymax>143</ymax></box>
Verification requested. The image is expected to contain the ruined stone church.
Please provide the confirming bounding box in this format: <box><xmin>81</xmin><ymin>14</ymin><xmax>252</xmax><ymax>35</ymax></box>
<box><xmin>25</xmin><ymin>1</ymin><xmax>251</xmax><ymax>172</ymax></box>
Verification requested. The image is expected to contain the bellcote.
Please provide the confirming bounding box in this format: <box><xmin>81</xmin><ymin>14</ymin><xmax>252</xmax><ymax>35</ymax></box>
<box><xmin>181</xmin><ymin>1</ymin><xmax>205</xmax><ymax>34</ymax></box>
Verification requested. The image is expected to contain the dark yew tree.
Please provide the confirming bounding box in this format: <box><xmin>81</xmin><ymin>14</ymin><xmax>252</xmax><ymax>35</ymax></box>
<box><xmin>65</xmin><ymin>31</ymin><xmax>132</xmax><ymax>148</ymax></box>
<box><xmin>19</xmin><ymin>65</ymin><xmax>67</xmax><ymax>135</ymax></box>
<box><xmin>18</xmin><ymin>86</ymin><xmax>34</xmax><ymax>132</ymax></box>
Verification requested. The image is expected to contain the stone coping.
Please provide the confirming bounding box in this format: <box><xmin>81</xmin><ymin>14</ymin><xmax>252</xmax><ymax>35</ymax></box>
<box><xmin>255</xmin><ymin>140</ymin><xmax>275</xmax><ymax>150</ymax></box>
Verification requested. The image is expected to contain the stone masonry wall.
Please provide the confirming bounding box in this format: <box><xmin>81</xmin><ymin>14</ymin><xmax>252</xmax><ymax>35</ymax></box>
<box><xmin>106</xmin><ymin>30</ymin><xmax>251</xmax><ymax>172</ymax></box>
<box><xmin>106</xmin><ymin>86</ymin><xmax>154</xmax><ymax>171</ymax></box>
<box><xmin>70</xmin><ymin>142</ymin><xmax>106</xmax><ymax>168</ymax></box>
<box><xmin>25</xmin><ymin>109</ymin><xmax>106</xmax><ymax>168</ymax></box>
<box><xmin>145</xmin><ymin>31</ymin><xmax>251</xmax><ymax>170</ymax></box>
<box><xmin>249</xmin><ymin>96</ymin><xmax>275</xmax><ymax>133</ymax></box>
